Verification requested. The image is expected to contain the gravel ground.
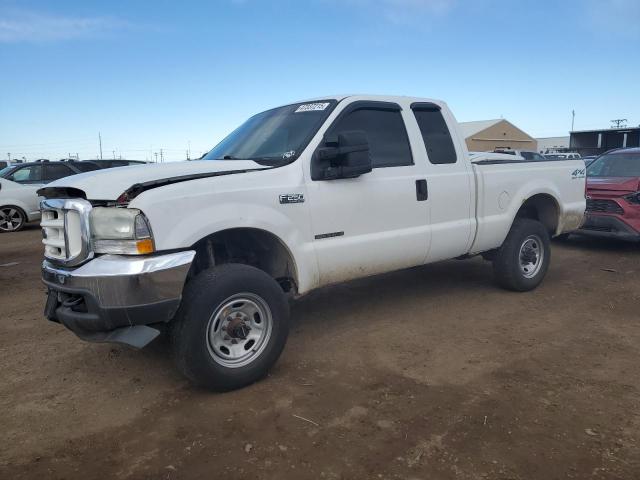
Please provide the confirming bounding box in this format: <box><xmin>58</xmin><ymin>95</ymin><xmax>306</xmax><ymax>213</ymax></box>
<box><xmin>1</xmin><ymin>226</ymin><xmax>639</xmax><ymax>479</ymax></box>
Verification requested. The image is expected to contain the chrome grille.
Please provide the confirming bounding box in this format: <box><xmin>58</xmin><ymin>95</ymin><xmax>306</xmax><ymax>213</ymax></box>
<box><xmin>40</xmin><ymin>198</ymin><xmax>93</xmax><ymax>267</ymax></box>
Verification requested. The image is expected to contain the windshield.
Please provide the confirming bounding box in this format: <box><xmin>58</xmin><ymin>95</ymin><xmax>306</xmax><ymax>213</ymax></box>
<box><xmin>0</xmin><ymin>167</ymin><xmax>13</xmax><ymax>177</ymax></box>
<box><xmin>587</xmin><ymin>151</ymin><xmax>640</xmax><ymax>177</ymax></box>
<box><xmin>203</xmin><ymin>100</ymin><xmax>337</xmax><ymax>166</ymax></box>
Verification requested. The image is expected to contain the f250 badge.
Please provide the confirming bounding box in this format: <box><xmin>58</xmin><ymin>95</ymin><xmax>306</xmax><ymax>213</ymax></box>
<box><xmin>571</xmin><ymin>168</ymin><xmax>586</xmax><ymax>179</ymax></box>
<box><xmin>279</xmin><ymin>193</ymin><xmax>305</xmax><ymax>204</ymax></box>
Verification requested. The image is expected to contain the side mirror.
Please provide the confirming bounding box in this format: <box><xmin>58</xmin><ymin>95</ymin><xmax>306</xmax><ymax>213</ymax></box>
<box><xmin>313</xmin><ymin>130</ymin><xmax>372</xmax><ymax>180</ymax></box>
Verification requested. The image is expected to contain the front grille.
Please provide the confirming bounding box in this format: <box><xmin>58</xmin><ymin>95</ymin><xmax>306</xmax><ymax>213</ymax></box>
<box><xmin>586</xmin><ymin>199</ymin><xmax>624</xmax><ymax>215</ymax></box>
<box><xmin>40</xmin><ymin>198</ymin><xmax>93</xmax><ymax>267</ymax></box>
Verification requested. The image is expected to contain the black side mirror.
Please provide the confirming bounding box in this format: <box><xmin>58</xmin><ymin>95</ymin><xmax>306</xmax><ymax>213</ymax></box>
<box><xmin>312</xmin><ymin>130</ymin><xmax>372</xmax><ymax>180</ymax></box>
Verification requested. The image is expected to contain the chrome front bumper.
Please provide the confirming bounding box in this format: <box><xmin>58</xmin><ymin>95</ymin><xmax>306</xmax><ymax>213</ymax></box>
<box><xmin>42</xmin><ymin>251</ymin><xmax>195</xmax><ymax>347</ymax></box>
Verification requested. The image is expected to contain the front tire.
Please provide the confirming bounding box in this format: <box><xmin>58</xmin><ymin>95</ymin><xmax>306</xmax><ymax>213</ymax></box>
<box><xmin>171</xmin><ymin>264</ymin><xmax>290</xmax><ymax>391</ymax></box>
<box><xmin>0</xmin><ymin>206</ymin><xmax>26</xmax><ymax>232</ymax></box>
<box><xmin>493</xmin><ymin>219</ymin><xmax>550</xmax><ymax>292</ymax></box>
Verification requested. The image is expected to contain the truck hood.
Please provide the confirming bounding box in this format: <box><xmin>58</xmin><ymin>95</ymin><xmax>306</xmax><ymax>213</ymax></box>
<box><xmin>587</xmin><ymin>176</ymin><xmax>640</xmax><ymax>195</ymax></box>
<box><xmin>44</xmin><ymin>160</ymin><xmax>266</xmax><ymax>200</ymax></box>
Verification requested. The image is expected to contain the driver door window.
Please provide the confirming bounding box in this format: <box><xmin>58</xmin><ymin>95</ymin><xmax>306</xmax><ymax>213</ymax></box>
<box><xmin>9</xmin><ymin>165</ymin><xmax>43</xmax><ymax>184</ymax></box>
<box><xmin>326</xmin><ymin>108</ymin><xmax>413</xmax><ymax>168</ymax></box>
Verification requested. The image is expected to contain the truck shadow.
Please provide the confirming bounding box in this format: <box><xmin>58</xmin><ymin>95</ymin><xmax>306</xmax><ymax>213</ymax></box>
<box><xmin>555</xmin><ymin>235</ymin><xmax>639</xmax><ymax>253</ymax></box>
<box><xmin>291</xmin><ymin>257</ymin><xmax>495</xmax><ymax>332</ymax></box>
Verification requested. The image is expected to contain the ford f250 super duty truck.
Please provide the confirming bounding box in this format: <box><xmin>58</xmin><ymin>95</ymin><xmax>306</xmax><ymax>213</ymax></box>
<box><xmin>39</xmin><ymin>95</ymin><xmax>586</xmax><ymax>391</ymax></box>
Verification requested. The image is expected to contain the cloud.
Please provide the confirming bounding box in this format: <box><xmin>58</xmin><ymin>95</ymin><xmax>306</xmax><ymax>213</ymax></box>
<box><xmin>0</xmin><ymin>9</ymin><xmax>131</xmax><ymax>43</ymax></box>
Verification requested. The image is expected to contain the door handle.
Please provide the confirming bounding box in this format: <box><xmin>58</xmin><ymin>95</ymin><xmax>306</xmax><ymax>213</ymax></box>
<box><xmin>415</xmin><ymin>179</ymin><xmax>428</xmax><ymax>201</ymax></box>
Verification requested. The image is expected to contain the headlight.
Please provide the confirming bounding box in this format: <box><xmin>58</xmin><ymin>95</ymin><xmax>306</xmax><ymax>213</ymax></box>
<box><xmin>624</xmin><ymin>191</ymin><xmax>640</xmax><ymax>205</ymax></box>
<box><xmin>90</xmin><ymin>207</ymin><xmax>155</xmax><ymax>255</ymax></box>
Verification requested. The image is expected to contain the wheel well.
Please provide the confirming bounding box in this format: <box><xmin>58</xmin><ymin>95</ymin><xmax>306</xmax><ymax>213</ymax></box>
<box><xmin>190</xmin><ymin>228</ymin><xmax>298</xmax><ymax>294</ymax></box>
<box><xmin>515</xmin><ymin>194</ymin><xmax>559</xmax><ymax>234</ymax></box>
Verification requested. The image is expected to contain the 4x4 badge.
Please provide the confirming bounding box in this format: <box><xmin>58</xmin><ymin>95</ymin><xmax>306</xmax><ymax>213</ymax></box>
<box><xmin>279</xmin><ymin>194</ymin><xmax>305</xmax><ymax>204</ymax></box>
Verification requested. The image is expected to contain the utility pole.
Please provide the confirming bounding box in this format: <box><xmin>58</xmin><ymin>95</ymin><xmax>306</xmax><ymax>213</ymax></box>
<box><xmin>160</xmin><ymin>149</ymin><xmax>164</xmax><ymax>163</ymax></box>
<box><xmin>188</xmin><ymin>140</ymin><xmax>191</xmax><ymax>160</ymax></box>
<box><xmin>7</xmin><ymin>153</ymin><xmax>10</xmax><ymax>162</ymax></box>
<box><xmin>154</xmin><ymin>152</ymin><xmax>158</xmax><ymax>163</ymax></box>
<box><xmin>112</xmin><ymin>150</ymin><xmax>116</xmax><ymax>160</ymax></box>
<box><xmin>98</xmin><ymin>132</ymin><xmax>103</xmax><ymax>160</ymax></box>
<box><xmin>611</xmin><ymin>119</ymin><xmax>628</xmax><ymax>128</ymax></box>
<box><xmin>571</xmin><ymin>110</ymin><xmax>575</xmax><ymax>132</ymax></box>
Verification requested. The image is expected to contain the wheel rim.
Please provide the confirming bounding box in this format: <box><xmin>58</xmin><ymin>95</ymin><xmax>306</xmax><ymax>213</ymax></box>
<box><xmin>206</xmin><ymin>293</ymin><xmax>273</xmax><ymax>368</ymax></box>
<box><xmin>519</xmin><ymin>234</ymin><xmax>544</xmax><ymax>279</ymax></box>
<box><xmin>0</xmin><ymin>208</ymin><xmax>23</xmax><ymax>232</ymax></box>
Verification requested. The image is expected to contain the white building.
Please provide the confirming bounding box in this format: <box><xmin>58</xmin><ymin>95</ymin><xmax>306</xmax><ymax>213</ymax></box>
<box><xmin>536</xmin><ymin>136</ymin><xmax>570</xmax><ymax>154</ymax></box>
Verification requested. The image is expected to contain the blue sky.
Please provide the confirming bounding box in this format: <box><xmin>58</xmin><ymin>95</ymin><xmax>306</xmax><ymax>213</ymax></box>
<box><xmin>1</xmin><ymin>0</ymin><xmax>639</xmax><ymax>161</ymax></box>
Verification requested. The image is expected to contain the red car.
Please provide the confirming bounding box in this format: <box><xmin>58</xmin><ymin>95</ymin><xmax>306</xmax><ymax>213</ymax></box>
<box><xmin>578</xmin><ymin>147</ymin><xmax>640</xmax><ymax>241</ymax></box>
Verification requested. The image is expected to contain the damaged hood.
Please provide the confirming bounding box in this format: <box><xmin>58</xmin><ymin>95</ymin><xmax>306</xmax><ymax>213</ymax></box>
<box><xmin>43</xmin><ymin>160</ymin><xmax>266</xmax><ymax>200</ymax></box>
<box><xmin>587</xmin><ymin>176</ymin><xmax>640</xmax><ymax>195</ymax></box>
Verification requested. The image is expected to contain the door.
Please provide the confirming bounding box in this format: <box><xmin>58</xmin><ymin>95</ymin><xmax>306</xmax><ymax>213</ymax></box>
<box><xmin>410</xmin><ymin>103</ymin><xmax>475</xmax><ymax>262</ymax></box>
<box><xmin>306</xmin><ymin>101</ymin><xmax>432</xmax><ymax>287</ymax></box>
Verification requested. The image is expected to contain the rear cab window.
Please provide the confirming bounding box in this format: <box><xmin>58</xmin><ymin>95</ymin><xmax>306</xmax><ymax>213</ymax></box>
<box><xmin>410</xmin><ymin>103</ymin><xmax>457</xmax><ymax>165</ymax></box>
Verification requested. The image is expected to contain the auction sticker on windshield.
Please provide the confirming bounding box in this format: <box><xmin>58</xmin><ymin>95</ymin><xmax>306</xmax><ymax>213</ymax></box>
<box><xmin>295</xmin><ymin>102</ymin><xmax>330</xmax><ymax>113</ymax></box>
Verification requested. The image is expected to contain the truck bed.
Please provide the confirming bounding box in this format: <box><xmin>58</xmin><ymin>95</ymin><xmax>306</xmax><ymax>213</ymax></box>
<box><xmin>470</xmin><ymin>159</ymin><xmax>586</xmax><ymax>254</ymax></box>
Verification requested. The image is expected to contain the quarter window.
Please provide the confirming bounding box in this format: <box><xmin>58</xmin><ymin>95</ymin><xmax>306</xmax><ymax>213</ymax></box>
<box><xmin>328</xmin><ymin>107</ymin><xmax>413</xmax><ymax>168</ymax></box>
<box><xmin>412</xmin><ymin>106</ymin><xmax>457</xmax><ymax>164</ymax></box>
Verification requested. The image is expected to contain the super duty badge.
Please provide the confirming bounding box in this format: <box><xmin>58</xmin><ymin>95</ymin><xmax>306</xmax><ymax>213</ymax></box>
<box><xmin>279</xmin><ymin>193</ymin><xmax>305</xmax><ymax>204</ymax></box>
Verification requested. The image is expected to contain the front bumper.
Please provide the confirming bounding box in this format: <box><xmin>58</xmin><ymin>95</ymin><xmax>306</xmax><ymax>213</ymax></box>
<box><xmin>576</xmin><ymin>214</ymin><xmax>640</xmax><ymax>242</ymax></box>
<box><xmin>42</xmin><ymin>251</ymin><xmax>195</xmax><ymax>347</ymax></box>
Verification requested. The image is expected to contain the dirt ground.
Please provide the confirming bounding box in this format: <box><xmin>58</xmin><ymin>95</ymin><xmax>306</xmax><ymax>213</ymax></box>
<box><xmin>1</xmin><ymin>226</ymin><xmax>639</xmax><ymax>480</ymax></box>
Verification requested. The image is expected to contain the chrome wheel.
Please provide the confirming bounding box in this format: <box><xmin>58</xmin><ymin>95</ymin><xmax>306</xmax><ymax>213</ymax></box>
<box><xmin>206</xmin><ymin>293</ymin><xmax>273</xmax><ymax>368</ymax></box>
<box><xmin>519</xmin><ymin>234</ymin><xmax>544</xmax><ymax>278</ymax></box>
<box><xmin>0</xmin><ymin>208</ymin><xmax>24</xmax><ymax>232</ymax></box>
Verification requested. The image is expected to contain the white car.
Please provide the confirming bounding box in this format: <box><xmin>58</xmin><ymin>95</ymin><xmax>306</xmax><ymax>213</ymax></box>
<box><xmin>0</xmin><ymin>178</ymin><xmax>41</xmax><ymax>232</ymax></box>
<box><xmin>544</xmin><ymin>152</ymin><xmax>582</xmax><ymax>160</ymax></box>
<box><xmin>39</xmin><ymin>94</ymin><xmax>586</xmax><ymax>390</ymax></box>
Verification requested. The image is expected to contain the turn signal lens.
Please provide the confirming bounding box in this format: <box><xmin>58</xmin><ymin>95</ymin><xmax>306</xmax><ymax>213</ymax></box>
<box><xmin>136</xmin><ymin>238</ymin><xmax>155</xmax><ymax>254</ymax></box>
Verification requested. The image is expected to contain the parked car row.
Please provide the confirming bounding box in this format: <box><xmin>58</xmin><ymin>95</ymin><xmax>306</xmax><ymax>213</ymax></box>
<box><xmin>0</xmin><ymin>159</ymin><xmax>147</xmax><ymax>232</ymax></box>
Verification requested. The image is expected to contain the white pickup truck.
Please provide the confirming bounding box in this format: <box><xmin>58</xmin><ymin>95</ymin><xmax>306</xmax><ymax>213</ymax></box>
<box><xmin>39</xmin><ymin>95</ymin><xmax>586</xmax><ymax>390</ymax></box>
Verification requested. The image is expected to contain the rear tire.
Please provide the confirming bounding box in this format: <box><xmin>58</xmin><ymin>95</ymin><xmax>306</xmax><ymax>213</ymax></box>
<box><xmin>493</xmin><ymin>219</ymin><xmax>550</xmax><ymax>292</ymax></box>
<box><xmin>171</xmin><ymin>263</ymin><xmax>289</xmax><ymax>391</ymax></box>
